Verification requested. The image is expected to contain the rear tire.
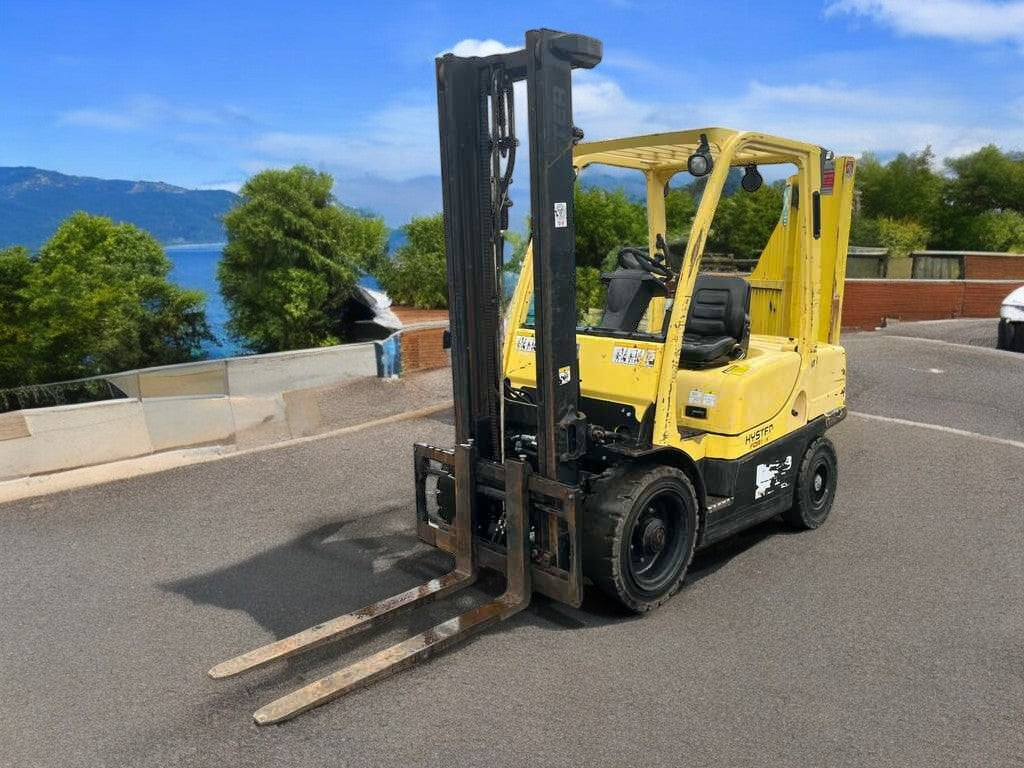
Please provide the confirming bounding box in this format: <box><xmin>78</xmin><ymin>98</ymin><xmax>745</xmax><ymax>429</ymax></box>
<box><xmin>999</xmin><ymin>319</ymin><xmax>1024</xmax><ymax>352</ymax></box>
<box><xmin>997</xmin><ymin>319</ymin><xmax>1011</xmax><ymax>351</ymax></box>
<box><xmin>583</xmin><ymin>465</ymin><xmax>699</xmax><ymax>613</ymax></box>
<box><xmin>783</xmin><ymin>437</ymin><xmax>838</xmax><ymax>530</ymax></box>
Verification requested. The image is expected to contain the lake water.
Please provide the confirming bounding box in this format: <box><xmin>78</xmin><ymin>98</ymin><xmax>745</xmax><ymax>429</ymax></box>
<box><xmin>166</xmin><ymin>243</ymin><xmax>237</xmax><ymax>358</ymax></box>
<box><xmin>166</xmin><ymin>243</ymin><xmax>388</xmax><ymax>359</ymax></box>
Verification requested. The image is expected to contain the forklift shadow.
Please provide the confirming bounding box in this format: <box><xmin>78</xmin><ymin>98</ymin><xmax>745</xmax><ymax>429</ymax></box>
<box><xmin>163</xmin><ymin>512</ymin><xmax>798</xmax><ymax>668</ymax></box>
<box><xmin>686</xmin><ymin>516</ymin><xmax>796</xmax><ymax>585</ymax></box>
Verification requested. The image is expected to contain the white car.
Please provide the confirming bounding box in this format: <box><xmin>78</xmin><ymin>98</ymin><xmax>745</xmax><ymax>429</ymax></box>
<box><xmin>997</xmin><ymin>285</ymin><xmax>1024</xmax><ymax>352</ymax></box>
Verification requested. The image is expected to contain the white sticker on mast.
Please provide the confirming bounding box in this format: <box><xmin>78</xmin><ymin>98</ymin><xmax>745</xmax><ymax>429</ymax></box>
<box><xmin>553</xmin><ymin>202</ymin><xmax>567</xmax><ymax>228</ymax></box>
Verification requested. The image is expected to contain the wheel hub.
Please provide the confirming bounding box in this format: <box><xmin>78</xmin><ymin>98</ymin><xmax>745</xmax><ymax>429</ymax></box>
<box><xmin>640</xmin><ymin>517</ymin><xmax>667</xmax><ymax>557</ymax></box>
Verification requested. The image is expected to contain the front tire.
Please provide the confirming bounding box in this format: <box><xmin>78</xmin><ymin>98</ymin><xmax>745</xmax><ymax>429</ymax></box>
<box><xmin>783</xmin><ymin>437</ymin><xmax>838</xmax><ymax>530</ymax></box>
<box><xmin>583</xmin><ymin>465</ymin><xmax>699</xmax><ymax>613</ymax></box>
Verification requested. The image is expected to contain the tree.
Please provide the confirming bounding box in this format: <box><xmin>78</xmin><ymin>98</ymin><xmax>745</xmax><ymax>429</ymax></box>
<box><xmin>940</xmin><ymin>145</ymin><xmax>1024</xmax><ymax>250</ymax></box>
<box><xmin>377</xmin><ymin>214</ymin><xmax>448</xmax><ymax>309</ymax></box>
<box><xmin>0</xmin><ymin>213</ymin><xmax>212</xmax><ymax>387</ymax></box>
<box><xmin>857</xmin><ymin>148</ymin><xmax>944</xmax><ymax>225</ymax></box>
<box><xmin>964</xmin><ymin>210</ymin><xmax>1024</xmax><ymax>252</ymax></box>
<box><xmin>877</xmin><ymin>217</ymin><xmax>930</xmax><ymax>259</ymax></box>
<box><xmin>218</xmin><ymin>166</ymin><xmax>387</xmax><ymax>352</ymax></box>
<box><xmin>945</xmin><ymin>145</ymin><xmax>1024</xmax><ymax>214</ymax></box>
<box><xmin>574</xmin><ymin>186</ymin><xmax>648</xmax><ymax>269</ymax></box>
<box><xmin>665</xmin><ymin>187</ymin><xmax>697</xmax><ymax>240</ymax></box>
<box><xmin>0</xmin><ymin>246</ymin><xmax>33</xmax><ymax>385</ymax></box>
<box><xmin>705</xmin><ymin>182</ymin><xmax>784</xmax><ymax>259</ymax></box>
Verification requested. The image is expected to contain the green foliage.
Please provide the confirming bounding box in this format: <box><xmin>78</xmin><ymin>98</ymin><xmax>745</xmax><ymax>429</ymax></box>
<box><xmin>575</xmin><ymin>266</ymin><xmax>606</xmax><ymax>322</ymax></box>
<box><xmin>945</xmin><ymin>145</ymin><xmax>1024</xmax><ymax>214</ymax></box>
<box><xmin>664</xmin><ymin>188</ymin><xmax>697</xmax><ymax>240</ymax></box>
<box><xmin>849</xmin><ymin>213</ymin><xmax>882</xmax><ymax>247</ymax></box>
<box><xmin>877</xmin><ymin>217</ymin><xmax>930</xmax><ymax>259</ymax></box>
<box><xmin>502</xmin><ymin>229</ymin><xmax>530</xmax><ymax>274</ymax></box>
<box><xmin>574</xmin><ymin>186</ymin><xmax>648</xmax><ymax>268</ymax></box>
<box><xmin>0</xmin><ymin>213</ymin><xmax>212</xmax><ymax>388</ymax></box>
<box><xmin>706</xmin><ymin>182</ymin><xmax>784</xmax><ymax>258</ymax></box>
<box><xmin>965</xmin><ymin>210</ymin><xmax>1024</xmax><ymax>252</ymax></box>
<box><xmin>0</xmin><ymin>246</ymin><xmax>34</xmax><ymax>383</ymax></box>
<box><xmin>218</xmin><ymin>166</ymin><xmax>387</xmax><ymax>352</ymax></box>
<box><xmin>854</xmin><ymin>144</ymin><xmax>1024</xmax><ymax>252</ymax></box>
<box><xmin>856</xmin><ymin>149</ymin><xmax>944</xmax><ymax>227</ymax></box>
<box><xmin>377</xmin><ymin>214</ymin><xmax>448</xmax><ymax>309</ymax></box>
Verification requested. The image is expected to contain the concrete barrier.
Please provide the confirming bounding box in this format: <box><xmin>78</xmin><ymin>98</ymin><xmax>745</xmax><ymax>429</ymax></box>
<box><xmin>0</xmin><ymin>400</ymin><xmax>153</xmax><ymax>479</ymax></box>
<box><xmin>0</xmin><ymin>342</ymin><xmax>379</xmax><ymax>481</ymax></box>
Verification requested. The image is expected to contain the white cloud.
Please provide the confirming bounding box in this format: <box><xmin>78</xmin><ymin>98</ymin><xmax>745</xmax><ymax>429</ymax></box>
<box><xmin>825</xmin><ymin>0</ymin><xmax>1024</xmax><ymax>45</ymax></box>
<box><xmin>195</xmin><ymin>180</ymin><xmax>243</xmax><ymax>193</ymax></box>
<box><xmin>57</xmin><ymin>96</ymin><xmax>247</xmax><ymax>132</ymax></box>
<box><xmin>249</xmin><ymin>100</ymin><xmax>442</xmax><ymax>181</ymax></box>
<box><xmin>440</xmin><ymin>38</ymin><xmax>518</xmax><ymax>58</ymax></box>
<box><xmin>690</xmin><ymin>78</ymin><xmax>1024</xmax><ymax>162</ymax></box>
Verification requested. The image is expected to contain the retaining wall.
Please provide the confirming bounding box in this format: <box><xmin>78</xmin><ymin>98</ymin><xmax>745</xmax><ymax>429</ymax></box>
<box><xmin>842</xmin><ymin>279</ymin><xmax>1022</xmax><ymax>330</ymax></box>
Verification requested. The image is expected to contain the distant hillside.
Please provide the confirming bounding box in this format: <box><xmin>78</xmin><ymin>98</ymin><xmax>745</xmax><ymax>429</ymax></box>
<box><xmin>0</xmin><ymin>167</ymin><xmax>240</xmax><ymax>250</ymax></box>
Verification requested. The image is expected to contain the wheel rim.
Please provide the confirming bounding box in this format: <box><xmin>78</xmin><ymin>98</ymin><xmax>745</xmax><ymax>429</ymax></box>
<box><xmin>810</xmin><ymin>460</ymin><xmax>831</xmax><ymax>510</ymax></box>
<box><xmin>627</xmin><ymin>490</ymin><xmax>689</xmax><ymax>596</ymax></box>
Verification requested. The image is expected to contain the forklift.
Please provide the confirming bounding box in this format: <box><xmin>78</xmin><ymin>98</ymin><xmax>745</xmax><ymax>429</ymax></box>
<box><xmin>209</xmin><ymin>28</ymin><xmax>856</xmax><ymax>723</ymax></box>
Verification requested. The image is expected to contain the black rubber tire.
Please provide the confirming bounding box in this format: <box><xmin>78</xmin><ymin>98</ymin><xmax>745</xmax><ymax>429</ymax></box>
<box><xmin>583</xmin><ymin>465</ymin><xmax>699</xmax><ymax>613</ymax></box>
<box><xmin>997</xmin><ymin>319</ymin><xmax>1011</xmax><ymax>351</ymax></box>
<box><xmin>782</xmin><ymin>437</ymin><xmax>838</xmax><ymax>530</ymax></box>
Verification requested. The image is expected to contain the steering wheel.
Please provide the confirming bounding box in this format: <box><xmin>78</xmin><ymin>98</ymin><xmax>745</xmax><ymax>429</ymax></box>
<box><xmin>617</xmin><ymin>246</ymin><xmax>673</xmax><ymax>278</ymax></box>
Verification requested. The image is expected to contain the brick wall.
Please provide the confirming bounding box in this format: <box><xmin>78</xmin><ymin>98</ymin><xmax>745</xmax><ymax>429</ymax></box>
<box><xmin>963</xmin><ymin>254</ymin><xmax>1024</xmax><ymax>280</ymax></box>
<box><xmin>400</xmin><ymin>328</ymin><xmax>449</xmax><ymax>373</ymax></box>
<box><xmin>843</xmin><ymin>279</ymin><xmax>1022</xmax><ymax>330</ymax></box>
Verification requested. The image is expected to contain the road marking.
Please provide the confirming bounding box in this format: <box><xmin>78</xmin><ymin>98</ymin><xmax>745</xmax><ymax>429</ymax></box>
<box><xmin>849</xmin><ymin>411</ymin><xmax>1024</xmax><ymax>451</ymax></box>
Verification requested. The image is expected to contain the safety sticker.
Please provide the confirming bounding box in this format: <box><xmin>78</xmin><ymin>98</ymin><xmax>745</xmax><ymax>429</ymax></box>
<box><xmin>515</xmin><ymin>335</ymin><xmax>535</xmax><ymax>353</ymax></box>
<box><xmin>612</xmin><ymin>346</ymin><xmax>643</xmax><ymax>366</ymax></box>
<box><xmin>554</xmin><ymin>202</ymin><xmax>567</xmax><ymax>228</ymax></box>
<box><xmin>701</xmin><ymin>392</ymin><xmax>717</xmax><ymax>408</ymax></box>
<box><xmin>687</xmin><ymin>388</ymin><xmax>703</xmax><ymax>405</ymax></box>
<box><xmin>822</xmin><ymin>157</ymin><xmax>836</xmax><ymax>196</ymax></box>
<box><xmin>558</xmin><ymin>365</ymin><xmax>571</xmax><ymax>385</ymax></box>
<box><xmin>755</xmin><ymin>456</ymin><xmax>792</xmax><ymax>499</ymax></box>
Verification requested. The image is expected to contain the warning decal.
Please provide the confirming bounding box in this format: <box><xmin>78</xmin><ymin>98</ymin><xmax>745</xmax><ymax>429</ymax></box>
<box><xmin>554</xmin><ymin>202</ymin><xmax>567</xmax><ymax>228</ymax></box>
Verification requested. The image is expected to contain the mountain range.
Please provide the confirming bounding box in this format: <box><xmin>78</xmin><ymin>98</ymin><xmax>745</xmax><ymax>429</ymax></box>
<box><xmin>0</xmin><ymin>167</ymin><xmax>240</xmax><ymax>250</ymax></box>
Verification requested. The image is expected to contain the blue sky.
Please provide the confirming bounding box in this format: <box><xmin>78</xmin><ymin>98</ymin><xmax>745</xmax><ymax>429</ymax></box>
<box><xmin>3</xmin><ymin>0</ymin><xmax>1024</xmax><ymax>226</ymax></box>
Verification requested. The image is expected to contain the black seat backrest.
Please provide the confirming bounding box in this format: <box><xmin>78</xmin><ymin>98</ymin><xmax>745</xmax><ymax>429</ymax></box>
<box><xmin>597</xmin><ymin>269</ymin><xmax>667</xmax><ymax>333</ymax></box>
<box><xmin>680</xmin><ymin>274</ymin><xmax>751</xmax><ymax>367</ymax></box>
<box><xmin>687</xmin><ymin>275</ymin><xmax>748</xmax><ymax>338</ymax></box>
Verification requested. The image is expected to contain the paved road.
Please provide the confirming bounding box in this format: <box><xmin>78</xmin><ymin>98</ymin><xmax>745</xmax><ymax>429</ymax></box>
<box><xmin>2</xmin><ymin>326</ymin><xmax>1022</xmax><ymax>768</ymax></box>
<box><xmin>871</xmin><ymin>317</ymin><xmax>999</xmax><ymax>349</ymax></box>
<box><xmin>844</xmin><ymin>329</ymin><xmax>1024</xmax><ymax>440</ymax></box>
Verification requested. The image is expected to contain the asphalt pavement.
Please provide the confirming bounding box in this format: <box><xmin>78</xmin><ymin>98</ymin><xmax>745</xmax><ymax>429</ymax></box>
<box><xmin>1</xmin><ymin>324</ymin><xmax>1022</xmax><ymax>768</ymax></box>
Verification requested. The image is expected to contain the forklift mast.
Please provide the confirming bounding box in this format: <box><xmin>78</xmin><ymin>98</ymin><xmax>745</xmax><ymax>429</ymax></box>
<box><xmin>436</xmin><ymin>29</ymin><xmax>601</xmax><ymax>484</ymax></box>
<box><xmin>209</xmin><ymin>30</ymin><xmax>605</xmax><ymax>724</ymax></box>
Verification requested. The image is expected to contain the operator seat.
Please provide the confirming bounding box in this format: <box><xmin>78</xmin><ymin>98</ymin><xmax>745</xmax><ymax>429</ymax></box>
<box><xmin>680</xmin><ymin>274</ymin><xmax>751</xmax><ymax>368</ymax></box>
<box><xmin>596</xmin><ymin>266</ymin><xmax>668</xmax><ymax>333</ymax></box>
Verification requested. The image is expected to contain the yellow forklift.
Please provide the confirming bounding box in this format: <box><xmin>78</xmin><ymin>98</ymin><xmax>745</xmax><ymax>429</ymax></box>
<box><xmin>209</xmin><ymin>28</ymin><xmax>856</xmax><ymax>723</ymax></box>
